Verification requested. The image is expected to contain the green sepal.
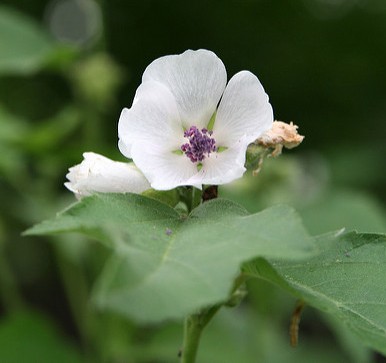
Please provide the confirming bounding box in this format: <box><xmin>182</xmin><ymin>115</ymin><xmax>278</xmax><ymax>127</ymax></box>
<box><xmin>206</xmin><ymin>111</ymin><xmax>216</xmax><ymax>131</ymax></box>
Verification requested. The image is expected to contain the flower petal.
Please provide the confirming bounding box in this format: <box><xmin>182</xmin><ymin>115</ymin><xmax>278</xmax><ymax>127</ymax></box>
<box><xmin>65</xmin><ymin>152</ymin><xmax>150</xmax><ymax>198</ymax></box>
<box><xmin>186</xmin><ymin>137</ymin><xmax>247</xmax><ymax>186</ymax></box>
<box><xmin>131</xmin><ymin>143</ymin><xmax>200</xmax><ymax>190</ymax></box>
<box><xmin>142</xmin><ymin>49</ymin><xmax>227</xmax><ymax>129</ymax></box>
<box><xmin>213</xmin><ymin>71</ymin><xmax>273</xmax><ymax>146</ymax></box>
<box><xmin>118</xmin><ymin>81</ymin><xmax>183</xmax><ymax>158</ymax></box>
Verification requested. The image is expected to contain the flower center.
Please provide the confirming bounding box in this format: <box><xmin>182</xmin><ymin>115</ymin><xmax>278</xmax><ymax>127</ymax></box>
<box><xmin>181</xmin><ymin>126</ymin><xmax>217</xmax><ymax>163</ymax></box>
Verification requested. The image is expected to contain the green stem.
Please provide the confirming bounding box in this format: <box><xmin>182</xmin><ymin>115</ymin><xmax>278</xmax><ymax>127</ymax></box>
<box><xmin>180</xmin><ymin>305</ymin><xmax>221</xmax><ymax>363</ymax></box>
<box><xmin>54</xmin><ymin>244</ymin><xmax>99</xmax><ymax>362</ymax></box>
<box><xmin>179</xmin><ymin>274</ymin><xmax>249</xmax><ymax>362</ymax></box>
<box><xmin>0</xmin><ymin>244</ymin><xmax>25</xmax><ymax>312</ymax></box>
<box><xmin>180</xmin><ymin>316</ymin><xmax>201</xmax><ymax>363</ymax></box>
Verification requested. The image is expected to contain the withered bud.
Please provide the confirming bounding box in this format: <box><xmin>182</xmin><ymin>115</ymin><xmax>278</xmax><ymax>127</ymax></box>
<box><xmin>248</xmin><ymin>121</ymin><xmax>304</xmax><ymax>175</ymax></box>
<box><xmin>257</xmin><ymin>121</ymin><xmax>304</xmax><ymax>157</ymax></box>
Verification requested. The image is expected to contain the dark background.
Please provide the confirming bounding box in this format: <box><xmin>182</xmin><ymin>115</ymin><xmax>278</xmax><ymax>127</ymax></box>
<box><xmin>2</xmin><ymin>0</ymin><xmax>385</xmax><ymax>196</ymax></box>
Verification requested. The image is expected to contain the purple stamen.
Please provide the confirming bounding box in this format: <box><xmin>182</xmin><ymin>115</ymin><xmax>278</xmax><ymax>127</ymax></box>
<box><xmin>181</xmin><ymin>126</ymin><xmax>217</xmax><ymax>163</ymax></box>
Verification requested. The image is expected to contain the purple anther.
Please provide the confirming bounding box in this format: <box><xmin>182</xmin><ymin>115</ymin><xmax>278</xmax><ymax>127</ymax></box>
<box><xmin>181</xmin><ymin>126</ymin><xmax>217</xmax><ymax>163</ymax></box>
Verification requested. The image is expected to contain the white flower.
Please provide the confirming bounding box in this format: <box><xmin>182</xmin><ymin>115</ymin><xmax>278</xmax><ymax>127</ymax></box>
<box><xmin>118</xmin><ymin>49</ymin><xmax>273</xmax><ymax>190</ymax></box>
<box><xmin>65</xmin><ymin>152</ymin><xmax>151</xmax><ymax>199</ymax></box>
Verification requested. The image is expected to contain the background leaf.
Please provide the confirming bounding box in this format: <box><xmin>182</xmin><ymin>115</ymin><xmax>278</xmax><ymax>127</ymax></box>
<box><xmin>300</xmin><ymin>190</ymin><xmax>386</xmax><ymax>235</ymax></box>
<box><xmin>0</xmin><ymin>6</ymin><xmax>57</xmax><ymax>75</ymax></box>
<box><xmin>25</xmin><ymin>193</ymin><xmax>316</xmax><ymax>323</ymax></box>
<box><xmin>247</xmin><ymin>231</ymin><xmax>386</xmax><ymax>355</ymax></box>
<box><xmin>0</xmin><ymin>310</ymin><xmax>82</xmax><ymax>363</ymax></box>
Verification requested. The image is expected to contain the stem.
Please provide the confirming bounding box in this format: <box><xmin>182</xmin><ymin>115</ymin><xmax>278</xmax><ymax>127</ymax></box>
<box><xmin>54</xmin><ymin>244</ymin><xmax>99</xmax><ymax>362</ymax></box>
<box><xmin>202</xmin><ymin>185</ymin><xmax>218</xmax><ymax>202</ymax></box>
<box><xmin>0</xmin><ymin>244</ymin><xmax>25</xmax><ymax>312</ymax></box>
<box><xmin>181</xmin><ymin>316</ymin><xmax>201</xmax><ymax>363</ymax></box>
<box><xmin>289</xmin><ymin>300</ymin><xmax>305</xmax><ymax>347</ymax></box>
<box><xmin>180</xmin><ymin>305</ymin><xmax>221</xmax><ymax>363</ymax></box>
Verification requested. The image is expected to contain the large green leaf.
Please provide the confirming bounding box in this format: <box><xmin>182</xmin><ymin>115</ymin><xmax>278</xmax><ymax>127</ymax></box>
<box><xmin>25</xmin><ymin>193</ymin><xmax>315</xmax><ymax>322</ymax></box>
<box><xmin>248</xmin><ymin>231</ymin><xmax>386</xmax><ymax>355</ymax></box>
<box><xmin>0</xmin><ymin>6</ymin><xmax>56</xmax><ymax>74</ymax></box>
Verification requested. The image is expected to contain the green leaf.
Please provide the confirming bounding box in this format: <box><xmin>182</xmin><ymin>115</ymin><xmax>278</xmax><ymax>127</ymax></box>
<box><xmin>0</xmin><ymin>310</ymin><xmax>82</xmax><ymax>363</ymax></box>
<box><xmin>300</xmin><ymin>190</ymin><xmax>386</xmax><ymax>235</ymax></box>
<box><xmin>247</xmin><ymin>231</ymin><xmax>386</xmax><ymax>355</ymax></box>
<box><xmin>0</xmin><ymin>105</ymin><xmax>30</xmax><ymax>143</ymax></box>
<box><xmin>321</xmin><ymin>313</ymin><xmax>371</xmax><ymax>363</ymax></box>
<box><xmin>0</xmin><ymin>106</ymin><xmax>29</xmax><ymax>180</ymax></box>
<box><xmin>141</xmin><ymin>188</ymin><xmax>180</xmax><ymax>208</ymax></box>
<box><xmin>25</xmin><ymin>193</ymin><xmax>315</xmax><ymax>323</ymax></box>
<box><xmin>0</xmin><ymin>6</ymin><xmax>56</xmax><ymax>75</ymax></box>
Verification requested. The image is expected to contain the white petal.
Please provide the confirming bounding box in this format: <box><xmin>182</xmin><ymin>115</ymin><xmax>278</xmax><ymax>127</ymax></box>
<box><xmin>131</xmin><ymin>143</ymin><xmax>201</xmax><ymax>190</ymax></box>
<box><xmin>131</xmin><ymin>137</ymin><xmax>247</xmax><ymax>190</ymax></box>
<box><xmin>65</xmin><ymin>152</ymin><xmax>151</xmax><ymax>198</ymax></box>
<box><xmin>213</xmin><ymin>71</ymin><xmax>273</xmax><ymax>146</ymax></box>
<box><xmin>142</xmin><ymin>49</ymin><xmax>227</xmax><ymax>129</ymax></box>
<box><xmin>186</xmin><ymin>137</ymin><xmax>247</xmax><ymax>186</ymax></box>
<box><xmin>118</xmin><ymin>81</ymin><xmax>183</xmax><ymax>158</ymax></box>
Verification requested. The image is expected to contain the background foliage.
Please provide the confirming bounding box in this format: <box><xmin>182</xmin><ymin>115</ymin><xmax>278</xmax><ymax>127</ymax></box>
<box><xmin>0</xmin><ymin>0</ymin><xmax>385</xmax><ymax>362</ymax></box>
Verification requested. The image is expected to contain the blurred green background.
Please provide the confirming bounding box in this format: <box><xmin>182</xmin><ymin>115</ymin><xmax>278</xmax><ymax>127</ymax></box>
<box><xmin>0</xmin><ymin>0</ymin><xmax>385</xmax><ymax>362</ymax></box>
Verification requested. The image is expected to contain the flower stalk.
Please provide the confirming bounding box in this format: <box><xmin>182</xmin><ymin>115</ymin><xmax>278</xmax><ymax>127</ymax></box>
<box><xmin>180</xmin><ymin>273</ymin><xmax>248</xmax><ymax>362</ymax></box>
<box><xmin>0</xmin><ymin>245</ymin><xmax>25</xmax><ymax>312</ymax></box>
<box><xmin>180</xmin><ymin>305</ymin><xmax>221</xmax><ymax>363</ymax></box>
